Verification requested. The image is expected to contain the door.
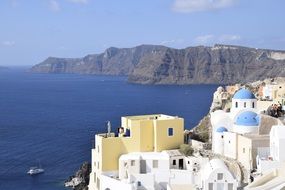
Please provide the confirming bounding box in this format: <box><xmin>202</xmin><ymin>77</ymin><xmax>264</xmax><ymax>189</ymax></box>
<box><xmin>179</xmin><ymin>159</ymin><xmax>184</xmax><ymax>169</ymax></box>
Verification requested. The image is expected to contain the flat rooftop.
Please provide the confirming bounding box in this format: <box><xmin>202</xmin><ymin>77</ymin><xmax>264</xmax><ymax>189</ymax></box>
<box><xmin>123</xmin><ymin>114</ymin><xmax>180</xmax><ymax>121</ymax></box>
<box><xmin>168</xmin><ymin>184</ymin><xmax>194</xmax><ymax>190</ymax></box>
<box><xmin>120</xmin><ymin>151</ymin><xmax>170</xmax><ymax>160</ymax></box>
<box><xmin>243</xmin><ymin>134</ymin><xmax>269</xmax><ymax>140</ymax></box>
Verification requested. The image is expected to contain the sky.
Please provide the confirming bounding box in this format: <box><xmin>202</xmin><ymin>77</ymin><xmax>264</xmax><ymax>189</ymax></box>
<box><xmin>1</xmin><ymin>0</ymin><xmax>285</xmax><ymax>66</ymax></box>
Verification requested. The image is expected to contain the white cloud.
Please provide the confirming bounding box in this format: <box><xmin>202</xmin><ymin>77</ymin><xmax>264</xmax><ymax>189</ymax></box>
<box><xmin>160</xmin><ymin>40</ymin><xmax>175</xmax><ymax>45</ymax></box>
<box><xmin>219</xmin><ymin>34</ymin><xmax>241</xmax><ymax>42</ymax></box>
<box><xmin>49</xmin><ymin>0</ymin><xmax>60</xmax><ymax>12</ymax></box>
<box><xmin>194</xmin><ymin>34</ymin><xmax>241</xmax><ymax>45</ymax></box>
<box><xmin>2</xmin><ymin>41</ymin><xmax>16</xmax><ymax>47</ymax></box>
<box><xmin>67</xmin><ymin>0</ymin><xmax>89</xmax><ymax>4</ymax></box>
<box><xmin>173</xmin><ymin>0</ymin><xmax>237</xmax><ymax>13</ymax></box>
<box><xmin>194</xmin><ymin>34</ymin><xmax>214</xmax><ymax>44</ymax></box>
<box><xmin>58</xmin><ymin>46</ymin><xmax>67</xmax><ymax>50</ymax></box>
<box><xmin>160</xmin><ymin>39</ymin><xmax>184</xmax><ymax>45</ymax></box>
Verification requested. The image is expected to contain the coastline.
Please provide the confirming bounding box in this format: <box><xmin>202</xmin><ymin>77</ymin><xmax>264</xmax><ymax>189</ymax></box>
<box><xmin>66</xmin><ymin>77</ymin><xmax>285</xmax><ymax>189</ymax></box>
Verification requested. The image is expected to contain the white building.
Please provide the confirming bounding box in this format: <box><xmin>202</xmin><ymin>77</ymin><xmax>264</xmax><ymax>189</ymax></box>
<box><xmin>246</xmin><ymin>162</ymin><xmax>285</xmax><ymax>190</ymax></box>
<box><xmin>100</xmin><ymin>150</ymin><xmax>194</xmax><ymax>190</ymax></box>
<box><xmin>201</xmin><ymin>159</ymin><xmax>238</xmax><ymax>190</ymax></box>
<box><xmin>213</xmin><ymin>127</ymin><xmax>228</xmax><ymax>155</ymax></box>
<box><xmin>210</xmin><ymin>88</ymin><xmax>281</xmax><ymax>179</ymax></box>
<box><xmin>270</xmin><ymin>125</ymin><xmax>285</xmax><ymax>162</ymax></box>
<box><xmin>230</xmin><ymin>88</ymin><xmax>257</xmax><ymax>117</ymax></box>
<box><xmin>232</xmin><ymin>111</ymin><xmax>259</xmax><ymax>135</ymax></box>
<box><xmin>262</xmin><ymin>85</ymin><xmax>273</xmax><ymax>100</ymax></box>
<box><xmin>212</xmin><ymin>88</ymin><xmax>261</xmax><ymax>158</ymax></box>
<box><xmin>210</xmin><ymin>87</ymin><xmax>285</xmax><ymax>188</ymax></box>
<box><xmin>256</xmin><ymin>125</ymin><xmax>285</xmax><ymax>173</ymax></box>
<box><xmin>98</xmin><ymin>150</ymin><xmax>238</xmax><ymax>190</ymax></box>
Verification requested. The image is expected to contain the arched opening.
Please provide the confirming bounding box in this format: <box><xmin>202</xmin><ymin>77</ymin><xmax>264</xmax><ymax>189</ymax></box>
<box><xmin>244</xmin><ymin>102</ymin><xmax>246</xmax><ymax>108</ymax></box>
<box><xmin>235</xmin><ymin>102</ymin><xmax>238</xmax><ymax>108</ymax></box>
<box><xmin>252</xmin><ymin>102</ymin><xmax>255</xmax><ymax>108</ymax></box>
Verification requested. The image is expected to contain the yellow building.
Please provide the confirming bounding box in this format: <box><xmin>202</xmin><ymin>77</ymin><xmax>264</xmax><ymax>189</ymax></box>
<box><xmin>89</xmin><ymin>114</ymin><xmax>184</xmax><ymax>190</ymax></box>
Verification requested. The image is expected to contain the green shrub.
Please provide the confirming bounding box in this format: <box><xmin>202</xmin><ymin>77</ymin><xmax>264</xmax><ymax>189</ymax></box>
<box><xmin>179</xmin><ymin>144</ymin><xmax>194</xmax><ymax>156</ymax></box>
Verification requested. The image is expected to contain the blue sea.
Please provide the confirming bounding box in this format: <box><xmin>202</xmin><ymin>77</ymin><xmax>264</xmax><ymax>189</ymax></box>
<box><xmin>0</xmin><ymin>67</ymin><xmax>217</xmax><ymax>190</ymax></box>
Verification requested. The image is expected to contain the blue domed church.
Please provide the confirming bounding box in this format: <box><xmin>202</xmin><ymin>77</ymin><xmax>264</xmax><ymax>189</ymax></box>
<box><xmin>210</xmin><ymin>88</ymin><xmax>272</xmax><ymax>174</ymax></box>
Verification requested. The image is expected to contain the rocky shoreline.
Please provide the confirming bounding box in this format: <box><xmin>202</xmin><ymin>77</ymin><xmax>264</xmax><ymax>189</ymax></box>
<box><xmin>65</xmin><ymin>162</ymin><xmax>91</xmax><ymax>190</ymax></box>
<box><xmin>67</xmin><ymin>77</ymin><xmax>285</xmax><ymax>189</ymax></box>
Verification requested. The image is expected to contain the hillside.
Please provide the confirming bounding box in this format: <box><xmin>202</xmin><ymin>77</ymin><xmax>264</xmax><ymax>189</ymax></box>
<box><xmin>31</xmin><ymin>44</ymin><xmax>285</xmax><ymax>84</ymax></box>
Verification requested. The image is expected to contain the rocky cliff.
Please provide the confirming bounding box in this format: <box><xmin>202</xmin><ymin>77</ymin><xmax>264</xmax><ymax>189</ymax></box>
<box><xmin>65</xmin><ymin>162</ymin><xmax>91</xmax><ymax>190</ymax></box>
<box><xmin>31</xmin><ymin>44</ymin><xmax>285</xmax><ymax>84</ymax></box>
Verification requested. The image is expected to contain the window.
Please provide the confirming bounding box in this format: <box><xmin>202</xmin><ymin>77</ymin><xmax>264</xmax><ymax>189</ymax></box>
<box><xmin>105</xmin><ymin>188</ymin><xmax>111</xmax><ymax>190</ymax></box>
<box><xmin>97</xmin><ymin>162</ymin><xmax>100</xmax><ymax>169</ymax></box>
<box><xmin>131</xmin><ymin>160</ymin><xmax>135</xmax><ymax>166</ymax></box>
<box><xmin>252</xmin><ymin>102</ymin><xmax>255</xmax><ymax>108</ymax></box>
<box><xmin>217</xmin><ymin>183</ymin><xmax>224</xmax><ymax>190</ymax></box>
<box><xmin>229</xmin><ymin>140</ymin><xmax>231</xmax><ymax>144</ymax></box>
<box><xmin>208</xmin><ymin>183</ymin><xmax>213</xmax><ymax>190</ymax></box>
<box><xmin>243</xmin><ymin>148</ymin><xmax>245</xmax><ymax>153</ymax></box>
<box><xmin>235</xmin><ymin>102</ymin><xmax>238</xmax><ymax>108</ymax></box>
<box><xmin>97</xmin><ymin>146</ymin><xmax>100</xmax><ymax>153</ymax></box>
<box><xmin>137</xmin><ymin>181</ymin><xmax>141</xmax><ymax>186</ymax></box>
<box><xmin>173</xmin><ymin>160</ymin><xmax>176</xmax><ymax>166</ymax></box>
<box><xmin>217</xmin><ymin>173</ymin><xmax>223</xmax><ymax>180</ymax></box>
<box><xmin>153</xmin><ymin>160</ymin><xmax>158</xmax><ymax>168</ymax></box>
<box><xmin>188</xmin><ymin>161</ymin><xmax>190</xmax><ymax>164</ymax></box>
<box><xmin>125</xmin><ymin>129</ymin><xmax>131</xmax><ymax>137</ymax></box>
<box><xmin>244</xmin><ymin>102</ymin><xmax>246</xmax><ymax>108</ymax></box>
<box><xmin>168</xmin><ymin>128</ymin><xmax>174</xmax><ymax>136</ymax></box>
<box><xmin>228</xmin><ymin>183</ymin><xmax>234</xmax><ymax>190</ymax></box>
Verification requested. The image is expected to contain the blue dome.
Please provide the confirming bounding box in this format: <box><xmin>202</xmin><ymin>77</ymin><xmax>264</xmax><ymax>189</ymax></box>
<box><xmin>216</xmin><ymin>127</ymin><xmax>228</xmax><ymax>133</ymax></box>
<box><xmin>233</xmin><ymin>89</ymin><xmax>256</xmax><ymax>99</ymax></box>
<box><xmin>235</xmin><ymin>111</ymin><xmax>259</xmax><ymax>126</ymax></box>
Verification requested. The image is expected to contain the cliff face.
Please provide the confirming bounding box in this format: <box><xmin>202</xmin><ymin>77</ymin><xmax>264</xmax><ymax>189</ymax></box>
<box><xmin>31</xmin><ymin>44</ymin><xmax>285</xmax><ymax>84</ymax></box>
<box><xmin>31</xmin><ymin>45</ymin><xmax>162</xmax><ymax>76</ymax></box>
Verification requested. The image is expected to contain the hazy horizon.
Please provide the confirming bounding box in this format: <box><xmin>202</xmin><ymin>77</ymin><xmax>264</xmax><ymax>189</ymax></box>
<box><xmin>3</xmin><ymin>42</ymin><xmax>285</xmax><ymax>67</ymax></box>
<box><xmin>1</xmin><ymin>0</ymin><xmax>285</xmax><ymax>66</ymax></box>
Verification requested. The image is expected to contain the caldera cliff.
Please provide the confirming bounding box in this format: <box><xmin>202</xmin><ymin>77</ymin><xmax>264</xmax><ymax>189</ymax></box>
<box><xmin>31</xmin><ymin>44</ymin><xmax>285</xmax><ymax>85</ymax></box>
